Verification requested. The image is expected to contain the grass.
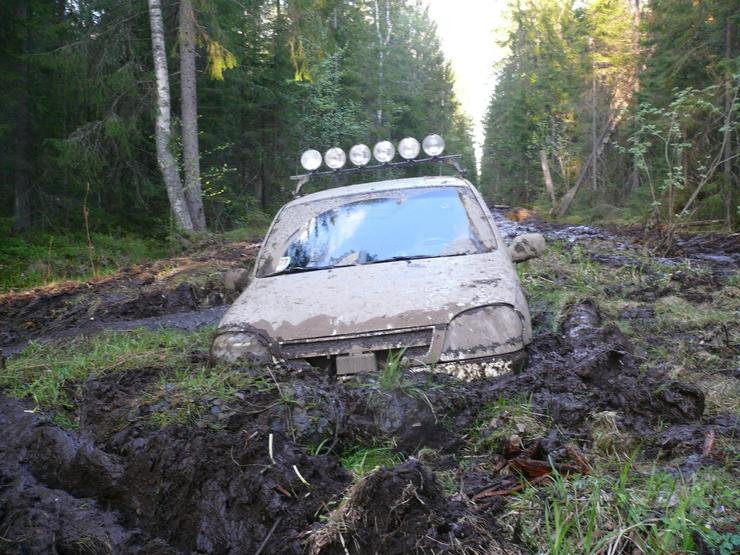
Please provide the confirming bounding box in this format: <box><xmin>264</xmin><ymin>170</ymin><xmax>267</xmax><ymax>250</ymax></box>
<box><xmin>468</xmin><ymin>394</ymin><xmax>549</xmax><ymax>455</ymax></box>
<box><xmin>378</xmin><ymin>348</ymin><xmax>408</xmax><ymax>390</ymax></box>
<box><xmin>517</xmin><ymin>234</ymin><xmax>739</xmax><ymax>412</ymax></box>
<box><xmin>500</xmin><ymin>456</ymin><xmax>739</xmax><ymax>554</ymax></box>
<box><xmin>0</xmin><ymin>325</ymin><xmax>283</xmax><ymax>429</ymax></box>
<box><xmin>338</xmin><ymin>441</ymin><xmax>405</xmax><ymax>477</ymax></box>
<box><xmin>0</xmin><ymin>218</ymin><xmax>168</xmax><ymax>291</ymax></box>
<box><xmin>503</xmin><ymin>233</ymin><xmax>739</xmax><ymax>552</ymax></box>
<box><xmin>0</xmin><ymin>326</ymin><xmax>215</xmax><ymax>420</ymax></box>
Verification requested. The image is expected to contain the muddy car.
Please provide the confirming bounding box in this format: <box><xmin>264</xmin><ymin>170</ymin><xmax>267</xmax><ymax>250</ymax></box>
<box><xmin>212</xmin><ymin>174</ymin><xmax>544</xmax><ymax>375</ymax></box>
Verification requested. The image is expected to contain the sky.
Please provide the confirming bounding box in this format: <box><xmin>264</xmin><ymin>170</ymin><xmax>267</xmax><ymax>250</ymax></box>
<box><xmin>424</xmin><ymin>0</ymin><xmax>510</xmax><ymax>168</ymax></box>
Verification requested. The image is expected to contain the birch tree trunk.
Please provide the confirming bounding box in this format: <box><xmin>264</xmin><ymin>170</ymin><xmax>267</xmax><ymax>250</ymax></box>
<box><xmin>373</xmin><ymin>0</ymin><xmax>392</xmax><ymax>128</ymax></box>
<box><xmin>539</xmin><ymin>149</ymin><xmax>557</xmax><ymax>207</ymax></box>
<box><xmin>628</xmin><ymin>0</ymin><xmax>641</xmax><ymax>190</ymax></box>
<box><xmin>179</xmin><ymin>0</ymin><xmax>206</xmax><ymax>231</ymax></box>
<box><xmin>147</xmin><ymin>0</ymin><xmax>193</xmax><ymax>232</ymax></box>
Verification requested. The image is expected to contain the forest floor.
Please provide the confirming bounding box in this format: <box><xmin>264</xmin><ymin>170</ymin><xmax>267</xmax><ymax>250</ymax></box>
<box><xmin>0</xmin><ymin>212</ymin><xmax>738</xmax><ymax>554</ymax></box>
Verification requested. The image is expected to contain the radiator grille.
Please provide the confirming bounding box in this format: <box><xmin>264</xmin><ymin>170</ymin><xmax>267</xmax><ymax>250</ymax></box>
<box><xmin>280</xmin><ymin>327</ymin><xmax>434</xmax><ymax>359</ymax></box>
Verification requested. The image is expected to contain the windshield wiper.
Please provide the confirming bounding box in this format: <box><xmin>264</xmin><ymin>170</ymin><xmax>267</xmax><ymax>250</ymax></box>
<box><xmin>364</xmin><ymin>252</ymin><xmax>472</xmax><ymax>265</ymax></box>
<box><xmin>265</xmin><ymin>266</ymin><xmax>329</xmax><ymax>277</ymax></box>
<box><xmin>266</xmin><ymin>252</ymin><xmax>475</xmax><ymax>276</ymax></box>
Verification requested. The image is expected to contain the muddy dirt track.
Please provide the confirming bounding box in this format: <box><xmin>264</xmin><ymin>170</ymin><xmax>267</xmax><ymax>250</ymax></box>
<box><xmin>0</xmin><ymin>240</ymin><xmax>259</xmax><ymax>355</ymax></box>
<box><xmin>0</xmin><ymin>213</ymin><xmax>738</xmax><ymax>554</ymax></box>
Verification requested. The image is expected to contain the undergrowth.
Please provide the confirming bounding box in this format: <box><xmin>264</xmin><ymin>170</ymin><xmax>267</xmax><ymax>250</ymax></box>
<box><xmin>468</xmin><ymin>395</ymin><xmax>549</xmax><ymax>455</ymax></box>
<box><xmin>0</xmin><ymin>218</ymin><xmax>168</xmax><ymax>291</ymax></box>
<box><xmin>338</xmin><ymin>441</ymin><xmax>405</xmax><ymax>477</ymax></box>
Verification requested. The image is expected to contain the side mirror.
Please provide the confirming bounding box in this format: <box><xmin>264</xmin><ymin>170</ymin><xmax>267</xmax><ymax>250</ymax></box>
<box><xmin>509</xmin><ymin>233</ymin><xmax>545</xmax><ymax>263</ymax></box>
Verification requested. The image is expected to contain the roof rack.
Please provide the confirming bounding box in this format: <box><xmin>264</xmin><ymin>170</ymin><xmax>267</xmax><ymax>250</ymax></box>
<box><xmin>290</xmin><ymin>154</ymin><xmax>466</xmax><ymax>197</ymax></box>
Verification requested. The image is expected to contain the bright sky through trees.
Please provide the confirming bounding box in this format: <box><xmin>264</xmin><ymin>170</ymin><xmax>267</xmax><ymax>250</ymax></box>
<box><xmin>425</xmin><ymin>0</ymin><xmax>509</xmax><ymax>165</ymax></box>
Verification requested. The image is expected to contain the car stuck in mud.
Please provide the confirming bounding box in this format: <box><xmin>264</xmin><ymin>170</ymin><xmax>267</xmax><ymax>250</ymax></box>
<box><xmin>212</xmin><ymin>139</ymin><xmax>544</xmax><ymax>375</ymax></box>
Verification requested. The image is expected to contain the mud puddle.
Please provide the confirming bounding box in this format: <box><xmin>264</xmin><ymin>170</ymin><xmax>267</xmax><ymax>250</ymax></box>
<box><xmin>1</xmin><ymin>300</ymin><xmax>730</xmax><ymax>554</ymax></box>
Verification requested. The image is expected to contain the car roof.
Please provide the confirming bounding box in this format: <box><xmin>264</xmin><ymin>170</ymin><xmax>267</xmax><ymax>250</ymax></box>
<box><xmin>287</xmin><ymin>175</ymin><xmax>473</xmax><ymax>207</ymax></box>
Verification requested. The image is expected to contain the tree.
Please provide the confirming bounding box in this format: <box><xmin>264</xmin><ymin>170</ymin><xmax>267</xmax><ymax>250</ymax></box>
<box><xmin>148</xmin><ymin>0</ymin><xmax>193</xmax><ymax>232</ymax></box>
<box><xmin>12</xmin><ymin>1</ymin><xmax>31</xmax><ymax>232</ymax></box>
<box><xmin>179</xmin><ymin>0</ymin><xmax>206</xmax><ymax>231</ymax></box>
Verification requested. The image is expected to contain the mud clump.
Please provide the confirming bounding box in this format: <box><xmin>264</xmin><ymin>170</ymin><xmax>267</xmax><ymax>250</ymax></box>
<box><xmin>306</xmin><ymin>460</ymin><xmax>511</xmax><ymax>555</ymax></box>
<box><xmin>0</xmin><ymin>395</ymin><xmax>351</xmax><ymax>554</ymax></box>
<box><xmin>516</xmin><ymin>300</ymin><xmax>705</xmax><ymax>435</ymax></box>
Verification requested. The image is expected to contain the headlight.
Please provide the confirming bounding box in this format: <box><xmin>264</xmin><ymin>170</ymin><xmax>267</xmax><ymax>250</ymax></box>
<box><xmin>349</xmin><ymin>144</ymin><xmax>371</xmax><ymax>166</ymax></box>
<box><xmin>211</xmin><ymin>331</ymin><xmax>275</xmax><ymax>364</ymax></box>
<box><xmin>398</xmin><ymin>137</ymin><xmax>421</xmax><ymax>160</ymax></box>
<box><xmin>324</xmin><ymin>147</ymin><xmax>346</xmax><ymax>169</ymax></box>
<box><xmin>373</xmin><ymin>140</ymin><xmax>395</xmax><ymax>163</ymax></box>
<box><xmin>440</xmin><ymin>305</ymin><xmax>524</xmax><ymax>362</ymax></box>
<box><xmin>300</xmin><ymin>149</ymin><xmax>322</xmax><ymax>171</ymax></box>
<box><xmin>422</xmin><ymin>134</ymin><xmax>445</xmax><ymax>156</ymax></box>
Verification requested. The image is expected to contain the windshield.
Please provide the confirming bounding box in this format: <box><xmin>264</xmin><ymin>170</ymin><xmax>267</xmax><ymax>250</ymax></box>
<box><xmin>259</xmin><ymin>187</ymin><xmax>489</xmax><ymax>277</ymax></box>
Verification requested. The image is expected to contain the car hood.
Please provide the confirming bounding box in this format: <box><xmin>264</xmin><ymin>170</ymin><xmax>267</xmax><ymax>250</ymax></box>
<box><xmin>219</xmin><ymin>252</ymin><xmax>522</xmax><ymax>341</ymax></box>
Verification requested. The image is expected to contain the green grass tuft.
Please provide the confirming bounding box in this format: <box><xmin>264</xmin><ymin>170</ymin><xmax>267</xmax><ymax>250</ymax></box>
<box><xmin>338</xmin><ymin>442</ymin><xmax>405</xmax><ymax>477</ymax></box>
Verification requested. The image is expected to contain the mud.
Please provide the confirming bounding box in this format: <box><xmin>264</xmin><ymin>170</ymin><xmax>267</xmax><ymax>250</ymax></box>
<box><xmin>1</xmin><ymin>212</ymin><xmax>737</xmax><ymax>553</ymax></box>
<box><xmin>1</xmin><ymin>298</ymin><xmax>727</xmax><ymax>553</ymax></box>
<box><xmin>494</xmin><ymin>209</ymin><xmax>740</xmax><ymax>273</ymax></box>
<box><xmin>0</xmin><ymin>241</ymin><xmax>258</xmax><ymax>354</ymax></box>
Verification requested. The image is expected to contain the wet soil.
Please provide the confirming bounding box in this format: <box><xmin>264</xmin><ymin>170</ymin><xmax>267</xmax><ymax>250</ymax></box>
<box><xmin>494</xmin><ymin>210</ymin><xmax>740</xmax><ymax>273</ymax></box>
<box><xmin>1</xmin><ymin>299</ymin><xmax>730</xmax><ymax>554</ymax></box>
<box><xmin>1</xmin><ymin>213</ymin><xmax>737</xmax><ymax>553</ymax></box>
<box><xmin>0</xmin><ymin>241</ymin><xmax>258</xmax><ymax>355</ymax></box>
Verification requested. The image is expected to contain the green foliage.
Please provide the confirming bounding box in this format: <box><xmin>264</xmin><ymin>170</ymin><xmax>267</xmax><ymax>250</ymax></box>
<box><xmin>503</xmin><ymin>459</ymin><xmax>739</xmax><ymax>554</ymax></box>
<box><xmin>1</xmin><ymin>0</ymin><xmax>476</xmax><ymax>236</ymax></box>
<box><xmin>481</xmin><ymin>0</ymin><xmax>738</xmax><ymax>227</ymax></box>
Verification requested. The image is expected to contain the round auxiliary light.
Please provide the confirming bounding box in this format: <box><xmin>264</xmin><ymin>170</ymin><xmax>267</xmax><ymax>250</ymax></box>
<box><xmin>373</xmin><ymin>140</ymin><xmax>395</xmax><ymax>163</ymax></box>
<box><xmin>398</xmin><ymin>137</ymin><xmax>421</xmax><ymax>160</ymax></box>
<box><xmin>300</xmin><ymin>149</ymin><xmax>322</xmax><ymax>171</ymax></box>
<box><xmin>324</xmin><ymin>147</ymin><xmax>347</xmax><ymax>170</ymax></box>
<box><xmin>422</xmin><ymin>134</ymin><xmax>445</xmax><ymax>157</ymax></box>
<box><xmin>349</xmin><ymin>144</ymin><xmax>372</xmax><ymax>167</ymax></box>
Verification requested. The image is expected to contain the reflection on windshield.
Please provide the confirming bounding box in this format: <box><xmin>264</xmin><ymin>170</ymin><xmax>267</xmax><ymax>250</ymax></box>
<box><xmin>264</xmin><ymin>188</ymin><xmax>487</xmax><ymax>276</ymax></box>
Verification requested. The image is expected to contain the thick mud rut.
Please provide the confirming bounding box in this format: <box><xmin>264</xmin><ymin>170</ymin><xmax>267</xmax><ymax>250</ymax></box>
<box><xmin>1</xmin><ymin>213</ymin><xmax>737</xmax><ymax>553</ymax></box>
<box><xmin>0</xmin><ymin>241</ymin><xmax>258</xmax><ymax>355</ymax></box>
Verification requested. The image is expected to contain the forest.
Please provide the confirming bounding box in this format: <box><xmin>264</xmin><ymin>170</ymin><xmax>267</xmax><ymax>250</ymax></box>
<box><xmin>1</xmin><ymin>1</ymin><xmax>737</xmax><ymax>265</ymax></box>
<box><xmin>0</xmin><ymin>0</ymin><xmax>474</xmax><ymax>236</ymax></box>
<box><xmin>1</xmin><ymin>2</ymin><xmax>738</xmax><ymax>554</ymax></box>
<box><xmin>482</xmin><ymin>0</ymin><xmax>738</xmax><ymax>227</ymax></box>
